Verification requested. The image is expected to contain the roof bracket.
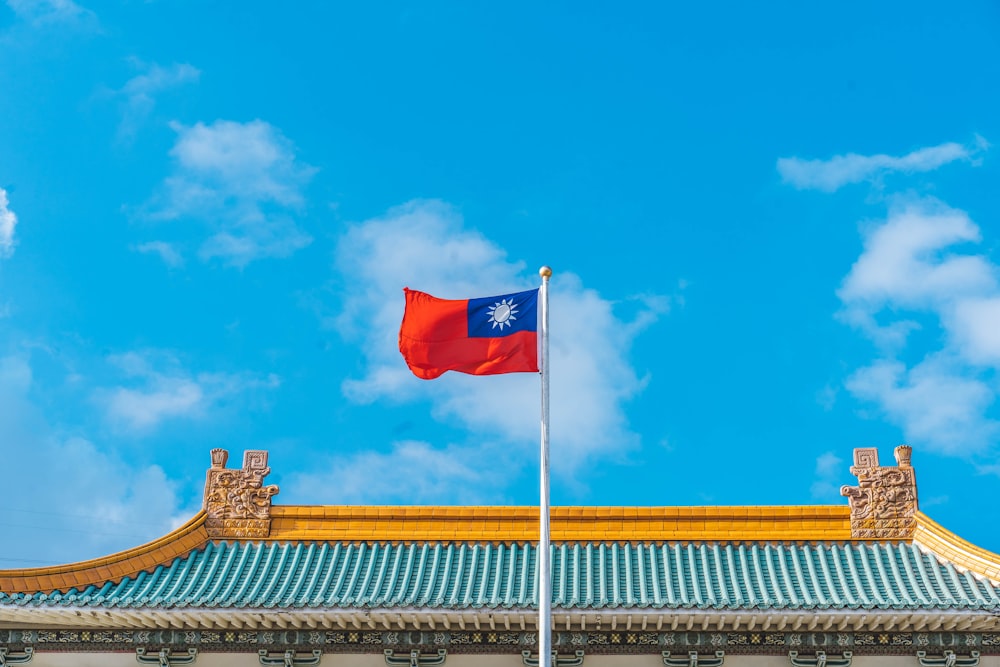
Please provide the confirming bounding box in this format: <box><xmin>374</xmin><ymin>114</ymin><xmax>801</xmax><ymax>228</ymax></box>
<box><xmin>258</xmin><ymin>649</ymin><xmax>322</xmax><ymax>666</ymax></box>
<box><xmin>521</xmin><ymin>649</ymin><xmax>585</xmax><ymax>666</ymax></box>
<box><xmin>789</xmin><ymin>650</ymin><xmax>853</xmax><ymax>667</ymax></box>
<box><xmin>0</xmin><ymin>647</ymin><xmax>34</xmax><ymax>666</ymax></box>
<box><xmin>917</xmin><ymin>650</ymin><xmax>981</xmax><ymax>667</ymax></box>
<box><xmin>662</xmin><ymin>651</ymin><xmax>725</xmax><ymax>667</ymax></box>
<box><xmin>384</xmin><ymin>648</ymin><xmax>447</xmax><ymax>666</ymax></box>
<box><xmin>135</xmin><ymin>648</ymin><xmax>198</xmax><ymax>666</ymax></box>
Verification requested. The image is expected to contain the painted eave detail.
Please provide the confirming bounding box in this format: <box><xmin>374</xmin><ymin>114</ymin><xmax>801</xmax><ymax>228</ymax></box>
<box><xmin>2</xmin><ymin>606</ymin><xmax>999</xmax><ymax>633</ymax></box>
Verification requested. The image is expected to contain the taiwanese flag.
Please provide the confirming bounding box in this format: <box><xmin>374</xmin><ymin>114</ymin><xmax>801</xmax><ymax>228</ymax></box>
<box><xmin>399</xmin><ymin>287</ymin><xmax>539</xmax><ymax>379</ymax></box>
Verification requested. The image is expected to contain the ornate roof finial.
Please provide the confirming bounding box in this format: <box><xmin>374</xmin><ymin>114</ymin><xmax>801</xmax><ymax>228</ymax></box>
<box><xmin>895</xmin><ymin>444</ymin><xmax>913</xmax><ymax>467</ymax></box>
<box><xmin>840</xmin><ymin>445</ymin><xmax>919</xmax><ymax>540</ymax></box>
<box><xmin>203</xmin><ymin>449</ymin><xmax>280</xmax><ymax>538</ymax></box>
<box><xmin>210</xmin><ymin>448</ymin><xmax>228</xmax><ymax>468</ymax></box>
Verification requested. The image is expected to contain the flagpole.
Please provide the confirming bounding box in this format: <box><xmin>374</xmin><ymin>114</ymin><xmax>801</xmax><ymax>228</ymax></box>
<box><xmin>538</xmin><ymin>265</ymin><xmax>552</xmax><ymax>667</ymax></box>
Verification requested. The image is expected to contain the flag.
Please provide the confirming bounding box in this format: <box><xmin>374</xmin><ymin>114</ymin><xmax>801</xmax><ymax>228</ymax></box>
<box><xmin>399</xmin><ymin>287</ymin><xmax>539</xmax><ymax>379</ymax></box>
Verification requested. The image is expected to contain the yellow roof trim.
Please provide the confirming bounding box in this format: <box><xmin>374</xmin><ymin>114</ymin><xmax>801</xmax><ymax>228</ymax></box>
<box><xmin>0</xmin><ymin>511</ymin><xmax>211</xmax><ymax>595</ymax></box>
<box><xmin>914</xmin><ymin>511</ymin><xmax>1000</xmax><ymax>583</ymax></box>
<box><xmin>267</xmin><ymin>504</ymin><xmax>853</xmax><ymax>543</ymax></box>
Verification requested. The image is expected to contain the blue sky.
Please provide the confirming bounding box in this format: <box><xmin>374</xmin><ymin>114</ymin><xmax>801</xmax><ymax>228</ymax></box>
<box><xmin>1</xmin><ymin>1</ymin><xmax>999</xmax><ymax>567</ymax></box>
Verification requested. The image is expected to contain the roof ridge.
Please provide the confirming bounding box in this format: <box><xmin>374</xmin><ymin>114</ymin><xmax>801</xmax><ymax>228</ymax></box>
<box><xmin>264</xmin><ymin>504</ymin><xmax>853</xmax><ymax>543</ymax></box>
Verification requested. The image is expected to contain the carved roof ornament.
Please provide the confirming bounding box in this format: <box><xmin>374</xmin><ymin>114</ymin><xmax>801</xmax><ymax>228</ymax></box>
<box><xmin>840</xmin><ymin>445</ymin><xmax>918</xmax><ymax>540</ymax></box>
<box><xmin>204</xmin><ymin>449</ymin><xmax>279</xmax><ymax>539</ymax></box>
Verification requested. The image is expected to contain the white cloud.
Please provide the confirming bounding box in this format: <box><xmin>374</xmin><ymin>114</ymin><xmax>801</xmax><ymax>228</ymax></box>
<box><xmin>0</xmin><ymin>188</ymin><xmax>17</xmax><ymax>258</ymax></box>
<box><xmin>840</xmin><ymin>202</ymin><xmax>994</xmax><ymax>309</ymax></box>
<box><xmin>333</xmin><ymin>200</ymin><xmax>668</xmax><ymax>478</ymax></box>
<box><xmin>837</xmin><ymin>195</ymin><xmax>1000</xmax><ymax>460</ymax></box>
<box><xmin>815</xmin><ymin>451</ymin><xmax>842</xmax><ymax>477</ymax></box>
<box><xmin>0</xmin><ymin>354</ymin><xmax>188</xmax><ymax>566</ymax></box>
<box><xmin>144</xmin><ymin>120</ymin><xmax>315</xmax><ymax>267</ymax></box>
<box><xmin>96</xmin><ymin>350</ymin><xmax>280</xmax><ymax>434</ymax></box>
<box><xmin>949</xmin><ymin>297</ymin><xmax>1000</xmax><ymax>366</ymax></box>
<box><xmin>778</xmin><ymin>137</ymin><xmax>986</xmax><ymax>192</ymax></box>
<box><xmin>838</xmin><ymin>198</ymin><xmax>996</xmax><ymax>351</ymax></box>
<box><xmin>5</xmin><ymin>0</ymin><xmax>95</xmax><ymax>28</ymax></box>
<box><xmin>113</xmin><ymin>61</ymin><xmax>200</xmax><ymax>142</ymax></box>
<box><xmin>809</xmin><ymin>451</ymin><xmax>843</xmax><ymax>500</ymax></box>
<box><xmin>846</xmin><ymin>356</ymin><xmax>1000</xmax><ymax>457</ymax></box>
<box><xmin>285</xmin><ymin>440</ymin><xmax>501</xmax><ymax>505</ymax></box>
<box><xmin>815</xmin><ymin>384</ymin><xmax>838</xmax><ymax>411</ymax></box>
<box><xmin>133</xmin><ymin>240</ymin><xmax>184</xmax><ymax>268</ymax></box>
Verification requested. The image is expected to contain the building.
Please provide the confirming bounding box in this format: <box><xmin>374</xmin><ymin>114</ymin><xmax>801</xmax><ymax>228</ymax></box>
<box><xmin>1</xmin><ymin>446</ymin><xmax>999</xmax><ymax>666</ymax></box>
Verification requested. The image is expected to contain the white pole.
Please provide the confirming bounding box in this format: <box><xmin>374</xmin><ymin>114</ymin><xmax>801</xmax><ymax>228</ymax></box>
<box><xmin>538</xmin><ymin>265</ymin><xmax>552</xmax><ymax>667</ymax></box>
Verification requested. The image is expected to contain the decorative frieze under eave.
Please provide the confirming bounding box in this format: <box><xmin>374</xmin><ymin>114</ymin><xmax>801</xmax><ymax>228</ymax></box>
<box><xmin>3</xmin><ymin>607</ymin><xmax>1000</xmax><ymax>634</ymax></box>
<box><xmin>5</xmin><ymin>622</ymin><xmax>1000</xmax><ymax>666</ymax></box>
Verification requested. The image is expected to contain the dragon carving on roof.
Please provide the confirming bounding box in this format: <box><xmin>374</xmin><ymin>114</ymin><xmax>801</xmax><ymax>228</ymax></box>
<box><xmin>841</xmin><ymin>445</ymin><xmax>918</xmax><ymax>540</ymax></box>
<box><xmin>203</xmin><ymin>449</ymin><xmax>280</xmax><ymax>538</ymax></box>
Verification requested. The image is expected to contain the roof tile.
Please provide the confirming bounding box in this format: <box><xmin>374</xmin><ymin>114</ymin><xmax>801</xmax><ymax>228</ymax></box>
<box><xmin>4</xmin><ymin>541</ymin><xmax>998</xmax><ymax>612</ymax></box>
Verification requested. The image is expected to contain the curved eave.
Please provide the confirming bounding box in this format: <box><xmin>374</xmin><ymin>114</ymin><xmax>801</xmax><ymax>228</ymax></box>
<box><xmin>5</xmin><ymin>505</ymin><xmax>1000</xmax><ymax>599</ymax></box>
<box><xmin>0</xmin><ymin>505</ymin><xmax>851</xmax><ymax>596</ymax></box>
<box><xmin>915</xmin><ymin>511</ymin><xmax>1000</xmax><ymax>583</ymax></box>
<box><xmin>0</xmin><ymin>512</ymin><xmax>210</xmax><ymax>595</ymax></box>
<box><xmin>8</xmin><ymin>539</ymin><xmax>1000</xmax><ymax>615</ymax></box>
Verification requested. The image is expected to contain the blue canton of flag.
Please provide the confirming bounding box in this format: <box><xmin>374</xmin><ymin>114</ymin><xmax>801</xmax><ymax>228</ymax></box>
<box><xmin>467</xmin><ymin>289</ymin><xmax>539</xmax><ymax>338</ymax></box>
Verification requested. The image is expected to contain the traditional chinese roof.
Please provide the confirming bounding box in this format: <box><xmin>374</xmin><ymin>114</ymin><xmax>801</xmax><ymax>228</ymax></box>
<box><xmin>1</xmin><ymin>446</ymin><xmax>999</xmax><ymax>634</ymax></box>
<box><xmin>4</xmin><ymin>537</ymin><xmax>1000</xmax><ymax>612</ymax></box>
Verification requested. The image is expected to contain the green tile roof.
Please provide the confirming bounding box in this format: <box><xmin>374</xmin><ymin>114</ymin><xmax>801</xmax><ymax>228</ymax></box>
<box><xmin>4</xmin><ymin>541</ymin><xmax>1000</xmax><ymax>611</ymax></box>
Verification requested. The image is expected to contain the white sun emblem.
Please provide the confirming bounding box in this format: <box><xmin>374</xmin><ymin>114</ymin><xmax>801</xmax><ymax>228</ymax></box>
<box><xmin>487</xmin><ymin>297</ymin><xmax>519</xmax><ymax>330</ymax></box>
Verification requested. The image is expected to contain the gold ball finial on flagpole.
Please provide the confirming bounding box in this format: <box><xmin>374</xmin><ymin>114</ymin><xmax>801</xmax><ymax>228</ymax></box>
<box><xmin>539</xmin><ymin>266</ymin><xmax>552</xmax><ymax>279</ymax></box>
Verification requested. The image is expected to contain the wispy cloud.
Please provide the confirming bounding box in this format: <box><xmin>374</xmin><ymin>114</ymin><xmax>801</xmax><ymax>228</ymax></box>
<box><xmin>777</xmin><ymin>137</ymin><xmax>987</xmax><ymax>192</ymax></box>
<box><xmin>5</xmin><ymin>0</ymin><xmax>95</xmax><ymax>29</ymax></box>
<box><xmin>329</xmin><ymin>200</ymin><xmax>670</xmax><ymax>487</ymax></box>
<box><xmin>838</xmin><ymin>198</ymin><xmax>995</xmax><ymax>350</ymax></box>
<box><xmin>846</xmin><ymin>355</ymin><xmax>999</xmax><ymax>457</ymax></box>
<box><xmin>112</xmin><ymin>61</ymin><xmax>200</xmax><ymax>143</ymax></box>
<box><xmin>0</xmin><ymin>354</ymin><xmax>189</xmax><ymax>566</ymax></box>
<box><xmin>781</xmin><ymin>136</ymin><xmax>1000</xmax><ymax>465</ymax></box>
<box><xmin>96</xmin><ymin>350</ymin><xmax>280</xmax><ymax>434</ymax></box>
<box><xmin>142</xmin><ymin>120</ymin><xmax>315</xmax><ymax>267</ymax></box>
<box><xmin>809</xmin><ymin>451</ymin><xmax>843</xmax><ymax>500</ymax></box>
<box><xmin>133</xmin><ymin>240</ymin><xmax>184</xmax><ymax>268</ymax></box>
<box><xmin>285</xmin><ymin>440</ymin><xmax>499</xmax><ymax>505</ymax></box>
<box><xmin>837</xmin><ymin>196</ymin><xmax>1000</xmax><ymax>460</ymax></box>
<box><xmin>0</xmin><ymin>188</ymin><xmax>17</xmax><ymax>258</ymax></box>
